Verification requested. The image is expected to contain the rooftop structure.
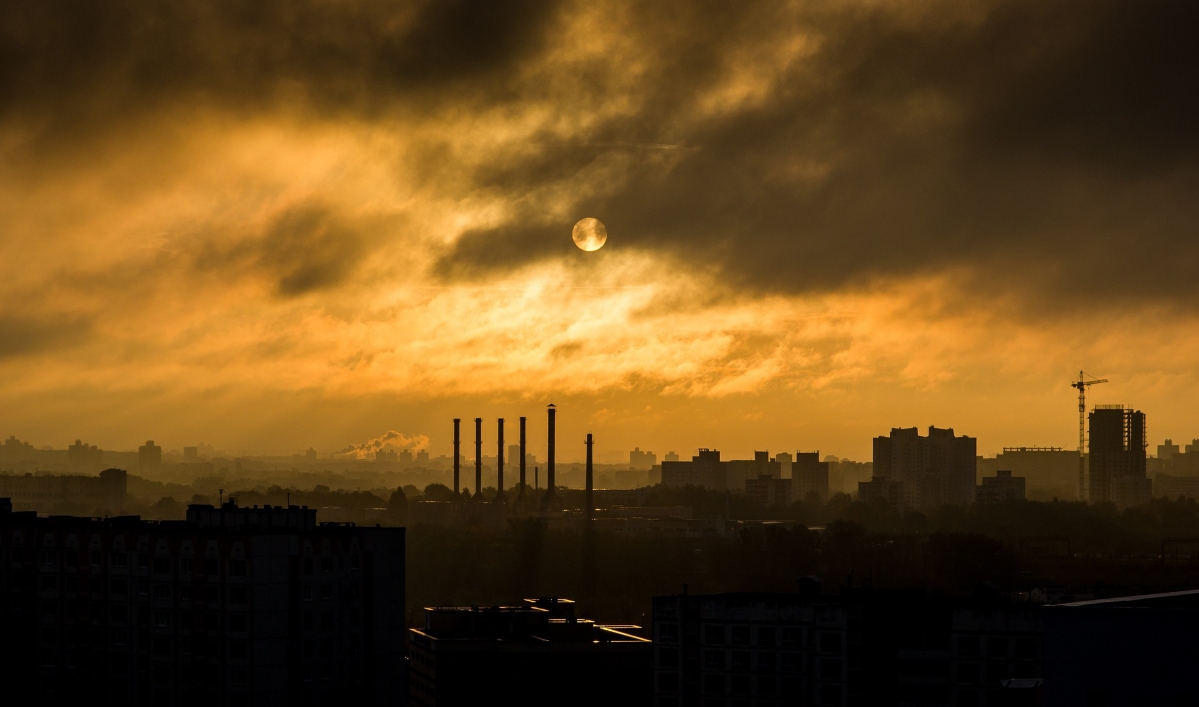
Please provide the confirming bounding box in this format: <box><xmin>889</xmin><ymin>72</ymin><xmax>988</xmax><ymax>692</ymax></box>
<box><xmin>410</xmin><ymin>597</ymin><xmax>651</xmax><ymax>706</ymax></box>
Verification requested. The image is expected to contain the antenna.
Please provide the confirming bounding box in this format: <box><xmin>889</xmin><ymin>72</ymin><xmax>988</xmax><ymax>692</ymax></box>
<box><xmin>1071</xmin><ymin>371</ymin><xmax>1108</xmax><ymax>502</ymax></box>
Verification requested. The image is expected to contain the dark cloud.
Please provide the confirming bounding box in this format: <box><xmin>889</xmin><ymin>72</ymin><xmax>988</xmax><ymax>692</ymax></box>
<box><xmin>3</xmin><ymin>0</ymin><xmax>1197</xmax><ymax>309</ymax></box>
<box><xmin>0</xmin><ymin>0</ymin><xmax>561</xmax><ymax>132</ymax></box>
<box><xmin>437</xmin><ymin>0</ymin><xmax>1199</xmax><ymax>308</ymax></box>
<box><xmin>0</xmin><ymin>315</ymin><xmax>92</xmax><ymax>358</ymax></box>
<box><xmin>194</xmin><ymin>203</ymin><xmax>371</xmax><ymax>296</ymax></box>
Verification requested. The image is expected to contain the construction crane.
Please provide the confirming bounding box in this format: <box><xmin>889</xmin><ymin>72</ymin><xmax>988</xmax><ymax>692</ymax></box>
<box><xmin>1071</xmin><ymin>371</ymin><xmax>1107</xmax><ymax>502</ymax></box>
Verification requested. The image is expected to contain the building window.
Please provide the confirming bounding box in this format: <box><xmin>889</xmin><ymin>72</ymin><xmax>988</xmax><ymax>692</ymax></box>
<box><xmin>154</xmin><ymin>612</ymin><xmax>171</xmax><ymax>628</ymax></box>
<box><xmin>703</xmin><ymin>650</ymin><xmax>724</xmax><ymax>670</ymax></box>
<box><xmin>229</xmin><ymin>560</ymin><xmax>247</xmax><ymax>577</ymax></box>
<box><xmin>303</xmin><ymin>586</ymin><xmax>313</xmax><ymax>602</ymax></box>
<box><xmin>757</xmin><ymin>626</ymin><xmax>776</xmax><ymax>647</ymax></box>
<box><xmin>180</xmin><ymin>586</ymin><xmax>191</xmax><ymax>602</ymax></box>
<box><xmin>90</xmin><ymin>550</ymin><xmax>102</xmax><ymax>567</ymax></box>
<box><xmin>350</xmin><ymin>554</ymin><xmax>360</xmax><ymax>570</ymax></box>
<box><xmin>956</xmin><ymin>662</ymin><xmax>979</xmax><ymax>684</ymax></box>
<box><xmin>731</xmin><ymin>651</ymin><xmax>750</xmax><ymax>671</ymax></box>
<box><xmin>303</xmin><ymin>557</ymin><xmax>314</xmax><ymax>576</ymax></box>
<box><xmin>819</xmin><ymin>658</ymin><xmax>842</xmax><ymax>680</ymax></box>
<box><xmin>730</xmin><ymin>675</ymin><xmax>750</xmax><ymax>695</ymax></box>
<box><xmin>205</xmin><ymin>558</ymin><xmax>219</xmax><ymax>575</ymax></box>
<box><xmin>229</xmin><ymin>586</ymin><xmax>248</xmax><ymax>605</ymax></box>
<box><xmin>731</xmin><ymin>626</ymin><xmax>751</xmax><ymax>646</ymax></box>
<box><xmin>230</xmin><ymin>668</ymin><xmax>247</xmax><ymax>687</ymax></box>
<box><xmin>320</xmin><ymin>558</ymin><xmax>333</xmax><ymax>575</ymax></box>
<box><xmin>181</xmin><ymin>557</ymin><xmax>193</xmax><ymax>574</ymax></box>
<box><xmin>138</xmin><ymin>554</ymin><xmax>149</xmax><ymax>569</ymax></box>
<box><xmin>657</xmin><ymin>647</ymin><xmax>679</xmax><ymax>669</ymax></box>
<box><xmin>703</xmin><ymin>674</ymin><xmax>725</xmax><ymax>695</ymax></box>
<box><xmin>320</xmin><ymin>585</ymin><xmax>333</xmax><ymax>600</ymax></box>
<box><xmin>229</xmin><ymin>614</ymin><xmax>247</xmax><ymax>632</ymax></box>
<box><xmin>956</xmin><ymin>636</ymin><xmax>979</xmax><ymax>657</ymax></box>
<box><xmin>153</xmin><ymin>558</ymin><xmax>171</xmax><ymax>574</ymax></box>
<box><xmin>757</xmin><ymin>652</ymin><xmax>776</xmax><ymax>673</ymax></box>
<box><xmin>820</xmin><ymin>632</ymin><xmax>842</xmax><ymax>653</ymax></box>
<box><xmin>111</xmin><ymin>578</ymin><xmax>127</xmax><ymax>595</ymax></box>
<box><xmin>152</xmin><ymin>585</ymin><xmax>171</xmax><ymax>601</ymax></box>
<box><xmin>757</xmin><ymin>676</ymin><xmax>776</xmax><ymax>696</ymax></box>
<box><xmin>658</xmin><ymin>623</ymin><xmax>679</xmax><ymax>643</ymax></box>
<box><xmin>704</xmin><ymin>624</ymin><xmax>726</xmax><ymax>645</ymax></box>
<box><xmin>986</xmin><ymin>636</ymin><xmax>1009</xmax><ymax>659</ymax></box>
<box><xmin>781</xmin><ymin>626</ymin><xmax>801</xmax><ymax>647</ymax></box>
<box><xmin>112</xmin><ymin>552</ymin><xmax>128</xmax><ymax>568</ymax></box>
<box><xmin>658</xmin><ymin>673</ymin><xmax>679</xmax><ymax>694</ymax></box>
<box><xmin>229</xmin><ymin>641</ymin><xmax>248</xmax><ymax>660</ymax></box>
<box><xmin>40</xmin><ymin>549</ymin><xmax>56</xmax><ymax>566</ymax></box>
<box><xmin>781</xmin><ymin>652</ymin><xmax>801</xmax><ymax>674</ymax></box>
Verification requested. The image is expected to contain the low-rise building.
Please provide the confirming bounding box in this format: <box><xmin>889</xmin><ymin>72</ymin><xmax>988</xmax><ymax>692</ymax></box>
<box><xmin>0</xmin><ymin>468</ymin><xmax>127</xmax><ymax>514</ymax></box>
<box><xmin>409</xmin><ymin>597</ymin><xmax>651</xmax><ymax>707</ymax></box>
<box><xmin>976</xmin><ymin>470</ymin><xmax>1026</xmax><ymax>503</ymax></box>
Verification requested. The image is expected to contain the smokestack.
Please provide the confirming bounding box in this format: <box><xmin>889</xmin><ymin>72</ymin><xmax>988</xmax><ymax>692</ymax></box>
<box><xmin>474</xmin><ymin>417</ymin><xmax>483</xmax><ymax>499</ymax></box>
<box><xmin>585</xmin><ymin>432</ymin><xmax>593</xmax><ymax>522</ymax></box>
<box><xmin>453</xmin><ymin>418</ymin><xmax>460</xmax><ymax>497</ymax></box>
<box><xmin>496</xmin><ymin>418</ymin><xmax>505</xmax><ymax>502</ymax></box>
<box><xmin>544</xmin><ymin>404</ymin><xmax>556</xmax><ymax>507</ymax></box>
<box><xmin>519</xmin><ymin>416</ymin><xmax>527</xmax><ymax>499</ymax></box>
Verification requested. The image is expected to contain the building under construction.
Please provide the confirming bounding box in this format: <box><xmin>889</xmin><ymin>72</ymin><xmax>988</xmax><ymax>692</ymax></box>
<box><xmin>1088</xmin><ymin>405</ymin><xmax>1150</xmax><ymax>507</ymax></box>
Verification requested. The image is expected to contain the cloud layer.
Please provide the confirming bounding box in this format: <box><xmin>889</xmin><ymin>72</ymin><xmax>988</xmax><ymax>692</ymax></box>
<box><xmin>1</xmin><ymin>0</ymin><xmax>1197</xmax><ymax>453</ymax></box>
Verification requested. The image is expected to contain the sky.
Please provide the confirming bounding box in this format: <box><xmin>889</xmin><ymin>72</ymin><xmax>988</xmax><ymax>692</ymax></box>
<box><xmin>0</xmin><ymin>0</ymin><xmax>1197</xmax><ymax>462</ymax></box>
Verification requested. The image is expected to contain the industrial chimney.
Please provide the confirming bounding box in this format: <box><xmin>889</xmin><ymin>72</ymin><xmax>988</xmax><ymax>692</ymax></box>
<box><xmin>544</xmin><ymin>404</ymin><xmax>556</xmax><ymax>508</ymax></box>
<box><xmin>495</xmin><ymin>418</ymin><xmax>505</xmax><ymax>503</ymax></box>
<box><xmin>585</xmin><ymin>432</ymin><xmax>594</xmax><ymax>522</ymax></box>
<box><xmin>453</xmin><ymin>418</ymin><xmax>461</xmax><ymax>497</ymax></box>
<box><xmin>474</xmin><ymin>417</ymin><xmax>482</xmax><ymax>500</ymax></box>
<box><xmin>519</xmin><ymin>416</ymin><xmax>527</xmax><ymax>500</ymax></box>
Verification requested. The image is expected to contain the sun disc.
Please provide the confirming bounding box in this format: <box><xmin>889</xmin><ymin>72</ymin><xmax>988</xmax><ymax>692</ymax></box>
<box><xmin>572</xmin><ymin>218</ymin><xmax>608</xmax><ymax>251</ymax></box>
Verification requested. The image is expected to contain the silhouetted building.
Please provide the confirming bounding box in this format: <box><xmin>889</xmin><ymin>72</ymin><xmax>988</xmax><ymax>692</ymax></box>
<box><xmin>977</xmin><ymin>470</ymin><xmax>1026</xmax><ymax>503</ymax></box>
<box><xmin>183</xmin><ymin>446</ymin><xmax>199</xmax><ymax>462</ymax></box>
<box><xmin>664</xmin><ymin>452</ymin><xmax>680</xmax><ymax>463</ymax></box>
<box><xmin>1088</xmin><ymin>406</ymin><xmax>1149</xmax><ymax>507</ymax></box>
<box><xmin>0</xmin><ymin>499</ymin><xmax>405</xmax><ymax>705</ymax></box>
<box><xmin>745</xmin><ymin>476</ymin><xmax>791</xmax><ymax>506</ymax></box>
<box><xmin>410</xmin><ymin>597</ymin><xmax>651</xmax><ymax>707</ymax></box>
<box><xmin>138</xmin><ymin>440</ymin><xmax>163</xmax><ymax>470</ymax></box>
<box><xmin>1044</xmin><ymin>590</ymin><xmax>1199</xmax><ymax>706</ymax></box>
<box><xmin>866</xmin><ymin>427</ymin><xmax>976</xmax><ymax>510</ymax></box>
<box><xmin>630</xmin><ymin>447</ymin><xmax>658</xmax><ymax>470</ymax></box>
<box><xmin>774</xmin><ymin>452</ymin><xmax>793</xmax><ymax>478</ymax></box>
<box><xmin>977</xmin><ymin>447</ymin><xmax>1078</xmax><ymax>501</ymax></box>
<box><xmin>654</xmin><ymin>589</ymin><xmax>1044</xmax><ymax>707</ymax></box>
<box><xmin>0</xmin><ymin>468</ymin><xmax>126</xmax><ymax>513</ymax></box>
<box><xmin>68</xmin><ymin>439</ymin><xmax>103</xmax><ymax>472</ymax></box>
<box><xmin>726</xmin><ymin>452</ymin><xmax>780</xmax><ymax>492</ymax></box>
<box><xmin>653</xmin><ymin>591</ymin><xmax>846</xmax><ymax>707</ymax></box>
<box><xmin>793</xmin><ymin>451</ymin><xmax>830</xmax><ymax>503</ymax></box>
<box><xmin>661</xmin><ymin>449</ymin><xmax>729</xmax><ymax>491</ymax></box>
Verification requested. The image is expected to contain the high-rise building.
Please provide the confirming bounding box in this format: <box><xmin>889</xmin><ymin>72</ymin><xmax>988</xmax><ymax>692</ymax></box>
<box><xmin>1088</xmin><ymin>406</ymin><xmax>1149</xmax><ymax>507</ymax></box>
<box><xmin>138</xmin><ymin>440</ymin><xmax>162</xmax><ymax>469</ymax></box>
<box><xmin>977</xmin><ymin>470</ymin><xmax>1026</xmax><ymax>503</ymax></box>
<box><xmin>793</xmin><ymin>451</ymin><xmax>830</xmax><ymax>503</ymax></box>
<box><xmin>0</xmin><ymin>499</ymin><xmax>406</xmax><ymax>704</ymax></box>
<box><xmin>661</xmin><ymin>449</ymin><xmax>728</xmax><ymax>490</ymax></box>
<box><xmin>863</xmin><ymin>427</ymin><xmax>976</xmax><ymax>509</ymax></box>
<box><xmin>773</xmin><ymin>452</ymin><xmax>793</xmax><ymax>478</ymax></box>
<box><xmin>68</xmin><ymin>439</ymin><xmax>103</xmax><ymax>472</ymax></box>
<box><xmin>663</xmin><ymin>452</ymin><xmax>680</xmax><ymax>463</ymax></box>
<box><xmin>630</xmin><ymin>448</ymin><xmax>658</xmax><ymax>470</ymax></box>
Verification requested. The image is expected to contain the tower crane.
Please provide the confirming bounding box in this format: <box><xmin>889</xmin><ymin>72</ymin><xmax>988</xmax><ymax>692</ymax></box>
<box><xmin>1071</xmin><ymin>371</ymin><xmax>1107</xmax><ymax>502</ymax></box>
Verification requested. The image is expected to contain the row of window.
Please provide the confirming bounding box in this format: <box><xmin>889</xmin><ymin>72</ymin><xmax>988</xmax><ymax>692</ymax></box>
<box><xmin>3</xmin><ymin>549</ymin><xmax>248</xmax><ymax>577</ymax></box>
<box><xmin>32</xmin><ymin>577</ymin><xmax>250</xmax><ymax>601</ymax></box>
<box><xmin>954</xmin><ymin>634</ymin><xmax>1038</xmax><ymax>660</ymax></box>
<box><xmin>657</xmin><ymin>672</ymin><xmax>842</xmax><ymax>701</ymax></box>
<box><xmin>658</xmin><ymin>623</ymin><xmax>842</xmax><ymax>651</ymax></box>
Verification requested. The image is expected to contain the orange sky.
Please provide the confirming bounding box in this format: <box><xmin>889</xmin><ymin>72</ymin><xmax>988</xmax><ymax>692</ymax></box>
<box><xmin>1</xmin><ymin>0</ymin><xmax>1196</xmax><ymax>461</ymax></box>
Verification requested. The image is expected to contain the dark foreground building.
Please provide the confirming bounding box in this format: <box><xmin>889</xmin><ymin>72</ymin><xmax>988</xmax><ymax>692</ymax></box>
<box><xmin>1044</xmin><ymin>590</ymin><xmax>1199</xmax><ymax>706</ymax></box>
<box><xmin>0</xmin><ymin>498</ymin><xmax>405</xmax><ymax>706</ymax></box>
<box><xmin>653</xmin><ymin>588</ymin><xmax>1044</xmax><ymax>707</ymax></box>
<box><xmin>409</xmin><ymin>596</ymin><xmax>652</xmax><ymax>706</ymax></box>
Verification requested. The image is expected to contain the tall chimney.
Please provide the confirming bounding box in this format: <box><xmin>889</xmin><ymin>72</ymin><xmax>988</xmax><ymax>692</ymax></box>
<box><xmin>585</xmin><ymin>432</ymin><xmax>594</xmax><ymax>522</ymax></box>
<box><xmin>453</xmin><ymin>418</ymin><xmax>461</xmax><ymax>496</ymax></box>
<box><xmin>496</xmin><ymin>418</ymin><xmax>505</xmax><ymax>502</ymax></box>
<box><xmin>519</xmin><ymin>416</ymin><xmax>527</xmax><ymax>499</ymax></box>
<box><xmin>474</xmin><ymin>417</ymin><xmax>482</xmax><ymax>499</ymax></box>
<box><xmin>544</xmin><ymin>404</ymin><xmax>556</xmax><ymax>507</ymax></box>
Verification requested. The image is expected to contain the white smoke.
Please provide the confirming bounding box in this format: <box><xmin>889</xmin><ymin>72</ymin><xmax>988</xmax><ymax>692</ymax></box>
<box><xmin>333</xmin><ymin>430</ymin><xmax>429</xmax><ymax>460</ymax></box>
